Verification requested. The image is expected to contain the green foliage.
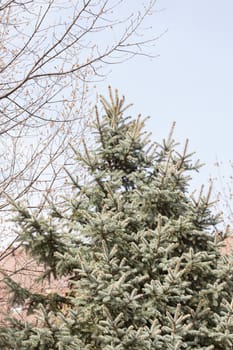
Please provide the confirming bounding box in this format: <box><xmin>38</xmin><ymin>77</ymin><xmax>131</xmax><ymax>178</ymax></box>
<box><xmin>1</xmin><ymin>88</ymin><xmax>233</xmax><ymax>349</ymax></box>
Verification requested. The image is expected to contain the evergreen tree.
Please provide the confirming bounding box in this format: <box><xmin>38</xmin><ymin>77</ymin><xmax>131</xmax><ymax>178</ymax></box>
<box><xmin>1</xmin><ymin>88</ymin><xmax>233</xmax><ymax>349</ymax></box>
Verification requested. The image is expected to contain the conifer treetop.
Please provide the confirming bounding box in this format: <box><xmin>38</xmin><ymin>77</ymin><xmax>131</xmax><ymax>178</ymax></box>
<box><xmin>0</xmin><ymin>88</ymin><xmax>232</xmax><ymax>350</ymax></box>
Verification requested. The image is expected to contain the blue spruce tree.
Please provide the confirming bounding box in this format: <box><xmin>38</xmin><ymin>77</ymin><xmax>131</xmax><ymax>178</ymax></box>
<box><xmin>1</xmin><ymin>88</ymin><xmax>233</xmax><ymax>349</ymax></box>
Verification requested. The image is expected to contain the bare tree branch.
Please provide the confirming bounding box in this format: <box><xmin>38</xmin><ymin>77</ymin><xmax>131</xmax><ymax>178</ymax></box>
<box><xmin>0</xmin><ymin>0</ymin><xmax>158</xmax><ymax>243</ymax></box>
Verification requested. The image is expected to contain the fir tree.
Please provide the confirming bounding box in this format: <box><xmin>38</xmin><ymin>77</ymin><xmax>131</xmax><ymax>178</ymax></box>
<box><xmin>1</xmin><ymin>88</ymin><xmax>233</xmax><ymax>349</ymax></box>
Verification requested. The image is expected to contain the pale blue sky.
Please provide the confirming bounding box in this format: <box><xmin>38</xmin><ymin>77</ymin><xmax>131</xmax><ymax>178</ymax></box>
<box><xmin>98</xmin><ymin>0</ymin><xmax>233</xmax><ymax>192</ymax></box>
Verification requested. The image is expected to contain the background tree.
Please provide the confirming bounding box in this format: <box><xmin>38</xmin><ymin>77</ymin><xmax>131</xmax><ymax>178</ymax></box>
<box><xmin>212</xmin><ymin>160</ymin><xmax>233</xmax><ymax>230</ymax></box>
<box><xmin>0</xmin><ymin>0</ymin><xmax>158</xmax><ymax>245</ymax></box>
<box><xmin>1</xmin><ymin>89</ymin><xmax>233</xmax><ymax>349</ymax></box>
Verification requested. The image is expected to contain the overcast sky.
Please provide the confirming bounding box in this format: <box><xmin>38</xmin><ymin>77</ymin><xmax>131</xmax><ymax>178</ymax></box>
<box><xmin>98</xmin><ymin>0</ymin><xmax>233</xmax><ymax>195</ymax></box>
